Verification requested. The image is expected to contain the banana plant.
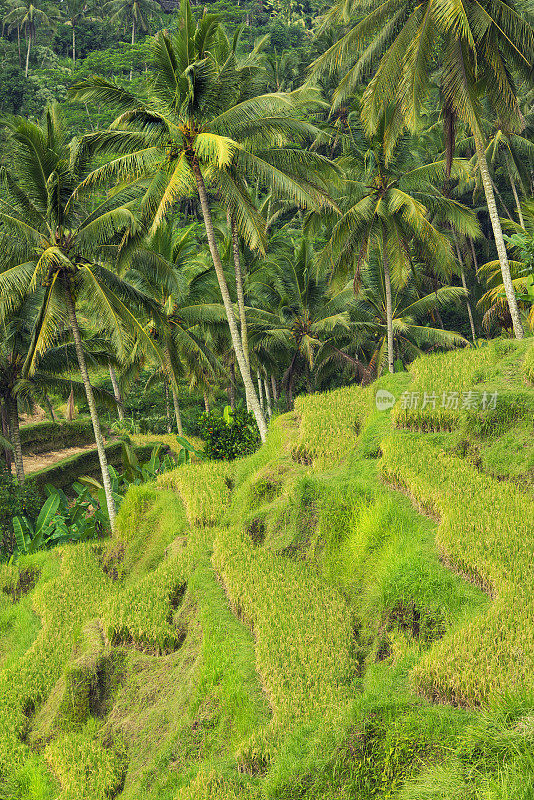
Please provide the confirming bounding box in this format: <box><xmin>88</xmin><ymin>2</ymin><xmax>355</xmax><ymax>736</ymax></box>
<box><xmin>12</xmin><ymin>483</ymin><xmax>104</xmax><ymax>557</ymax></box>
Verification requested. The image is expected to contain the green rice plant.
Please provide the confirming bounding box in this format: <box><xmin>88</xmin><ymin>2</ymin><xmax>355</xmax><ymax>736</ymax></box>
<box><xmin>114</xmin><ymin>485</ymin><xmax>188</xmax><ymax>578</ymax></box>
<box><xmin>174</xmin><ymin>769</ymin><xmax>262</xmax><ymax>799</ymax></box>
<box><xmin>0</xmin><ymin>544</ymin><xmax>111</xmax><ymax>791</ymax></box>
<box><xmin>158</xmin><ymin>460</ymin><xmax>234</xmax><ymax>526</ymax></box>
<box><xmin>103</xmin><ymin>556</ymin><xmax>187</xmax><ymax>653</ymax></box>
<box><xmin>44</xmin><ymin>719</ymin><xmax>127</xmax><ymax>800</ymax></box>
<box><xmin>525</xmin><ymin>341</ymin><xmax>534</xmax><ymax>383</ymax></box>
<box><xmin>381</xmin><ymin>430</ymin><xmax>534</xmax><ymax>706</ymax></box>
<box><xmin>393</xmin><ymin>340</ymin><xmax>532</xmax><ymax>433</ymax></box>
<box><xmin>294</xmin><ymin>384</ymin><xmax>372</xmax><ymax>464</ymax></box>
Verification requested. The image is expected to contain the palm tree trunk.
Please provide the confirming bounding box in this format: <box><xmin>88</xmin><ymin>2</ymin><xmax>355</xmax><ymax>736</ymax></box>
<box><xmin>171</xmin><ymin>384</ymin><xmax>183</xmax><ymax>436</ymax></box>
<box><xmin>203</xmin><ymin>391</ymin><xmax>210</xmax><ymax>413</ymax></box>
<box><xmin>469</xmin><ymin>237</ymin><xmax>480</xmax><ymax>284</ymax></box>
<box><xmin>6</xmin><ymin>393</ymin><xmax>24</xmax><ymax>484</ymax></box>
<box><xmin>382</xmin><ymin>233</ymin><xmax>395</xmax><ymax>374</ymax></box>
<box><xmin>271</xmin><ymin>375</ymin><xmax>278</xmax><ymax>405</ymax></box>
<box><xmin>474</xmin><ymin>135</ymin><xmax>524</xmax><ymax>339</ymax></box>
<box><xmin>453</xmin><ymin>239</ymin><xmax>477</xmax><ymax>344</ymax></box>
<box><xmin>109</xmin><ymin>363</ymin><xmax>124</xmax><ymax>421</ymax></box>
<box><xmin>228</xmin><ymin>213</ymin><xmax>249</xmax><ymax>366</ymax></box>
<box><xmin>1</xmin><ymin>401</ymin><xmax>13</xmax><ymax>473</ymax></box>
<box><xmin>129</xmin><ymin>17</ymin><xmax>136</xmax><ymax>80</ymax></box>
<box><xmin>72</xmin><ymin>25</ymin><xmax>76</xmax><ymax>65</ymax></box>
<box><xmin>24</xmin><ymin>29</ymin><xmax>31</xmax><ymax>77</ymax></box>
<box><xmin>229</xmin><ymin>362</ymin><xmax>236</xmax><ymax>411</ymax></box>
<box><xmin>191</xmin><ymin>159</ymin><xmax>268</xmax><ymax>441</ymax></box>
<box><xmin>507</xmin><ymin>164</ymin><xmax>525</xmax><ymax>228</ymax></box>
<box><xmin>263</xmin><ymin>375</ymin><xmax>272</xmax><ymax>418</ymax></box>
<box><xmin>164</xmin><ymin>379</ymin><xmax>171</xmax><ymax>433</ymax></box>
<box><xmin>43</xmin><ymin>393</ymin><xmax>55</xmax><ymax>421</ymax></box>
<box><xmin>257</xmin><ymin>370</ymin><xmax>264</xmax><ymax>410</ymax></box>
<box><xmin>64</xmin><ymin>283</ymin><xmax>116</xmax><ymax>530</ymax></box>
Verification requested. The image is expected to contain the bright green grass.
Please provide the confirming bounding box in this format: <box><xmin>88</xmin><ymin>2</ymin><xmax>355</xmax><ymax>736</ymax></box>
<box><xmin>1</xmin><ymin>342</ymin><xmax>534</xmax><ymax>798</ymax></box>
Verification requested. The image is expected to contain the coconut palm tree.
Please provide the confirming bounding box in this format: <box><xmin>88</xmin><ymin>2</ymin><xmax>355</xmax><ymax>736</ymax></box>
<box><xmin>0</xmin><ymin>287</ymin><xmax>117</xmax><ymax>485</ymax></box>
<box><xmin>310</xmin><ymin>0</ymin><xmax>534</xmax><ymax>340</ymax></box>
<box><xmin>0</xmin><ymin>104</ymin><xmax>162</xmax><ymax>527</ymax></box>
<box><xmin>3</xmin><ymin>0</ymin><xmax>57</xmax><ymax>76</ymax></box>
<box><xmin>320</xmin><ymin>118</ymin><xmax>478</xmax><ymax>372</ymax></box>
<box><xmin>70</xmin><ymin>0</ymin><xmax>337</xmax><ymax>441</ymax></box>
<box><xmin>478</xmin><ymin>202</ymin><xmax>534</xmax><ymax>333</ymax></box>
<box><xmin>348</xmin><ymin>258</ymin><xmax>469</xmax><ymax>375</ymax></box>
<box><xmin>248</xmin><ymin>231</ymin><xmax>355</xmax><ymax>400</ymax></box>
<box><xmin>104</xmin><ymin>0</ymin><xmax>160</xmax><ymax>79</ymax></box>
<box><xmin>125</xmin><ymin>220</ymin><xmax>225</xmax><ymax>434</ymax></box>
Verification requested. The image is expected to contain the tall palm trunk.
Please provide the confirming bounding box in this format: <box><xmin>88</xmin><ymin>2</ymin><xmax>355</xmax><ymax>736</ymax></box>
<box><xmin>24</xmin><ymin>28</ymin><xmax>31</xmax><ymax>77</ymax></box>
<box><xmin>454</xmin><ymin>239</ymin><xmax>477</xmax><ymax>344</ymax></box>
<box><xmin>257</xmin><ymin>370</ymin><xmax>264</xmax><ymax>410</ymax></box>
<box><xmin>271</xmin><ymin>375</ymin><xmax>278</xmax><ymax>405</ymax></box>
<box><xmin>163</xmin><ymin>379</ymin><xmax>171</xmax><ymax>433</ymax></box>
<box><xmin>6</xmin><ymin>393</ymin><xmax>24</xmax><ymax>484</ymax></box>
<box><xmin>507</xmin><ymin>164</ymin><xmax>525</xmax><ymax>228</ymax></box>
<box><xmin>129</xmin><ymin>17</ymin><xmax>136</xmax><ymax>80</ymax></box>
<box><xmin>1</xmin><ymin>402</ymin><xmax>13</xmax><ymax>473</ymax></box>
<box><xmin>382</xmin><ymin>233</ymin><xmax>395</xmax><ymax>374</ymax></box>
<box><xmin>228</xmin><ymin>362</ymin><xmax>236</xmax><ymax>411</ymax></box>
<box><xmin>228</xmin><ymin>213</ymin><xmax>249</xmax><ymax>366</ymax></box>
<box><xmin>263</xmin><ymin>375</ymin><xmax>272</xmax><ymax>418</ymax></box>
<box><xmin>191</xmin><ymin>160</ymin><xmax>268</xmax><ymax>442</ymax></box>
<box><xmin>72</xmin><ymin>24</ymin><xmax>76</xmax><ymax>65</ymax></box>
<box><xmin>64</xmin><ymin>283</ymin><xmax>116</xmax><ymax>530</ymax></box>
<box><xmin>469</xmin><ymin>236</ymin><xmax>480</xmax><ymax>284</ymax></box>
<box><xmin>171</xmin><ymin>384</ymin><xmax>183</xmax><ymax>436</ymax></box>
<box><xmin>203</xmin><ymin>391</ymin><xmax>210</xmax><ymax>413</ymax></box>
<box><xmin>109</xmin><ymin>363</ymin><xmax>124</xmax><ymax>421</ymax></box>
<box><xmin>474</xmin><ymin>135</ymin><xmax>524</xmax><ymax>339</ymax></box>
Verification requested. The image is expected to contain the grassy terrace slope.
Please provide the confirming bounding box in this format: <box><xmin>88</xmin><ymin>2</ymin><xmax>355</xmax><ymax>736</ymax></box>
<box><xmin>0</xmin><ymin>338</ymin><xmax>533</xmax><ymax>800</ymax></box>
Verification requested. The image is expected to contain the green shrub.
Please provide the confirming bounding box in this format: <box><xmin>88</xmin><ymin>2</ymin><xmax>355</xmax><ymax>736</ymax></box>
<box><xmin>0</xmin><ymin>469</ymin><xmax>41</xmax><ymax>557</ymax></box>
<box><xmin>197</xmin><ymin>407</ymin><xmax>261</xmax><ymax>461</ymax></box>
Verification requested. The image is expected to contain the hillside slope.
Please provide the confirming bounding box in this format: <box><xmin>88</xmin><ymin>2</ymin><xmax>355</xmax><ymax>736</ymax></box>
<box><xmin>1</xmin><ymin>338</ymin><xmax>533</xmax><ymax>800</ymax></box>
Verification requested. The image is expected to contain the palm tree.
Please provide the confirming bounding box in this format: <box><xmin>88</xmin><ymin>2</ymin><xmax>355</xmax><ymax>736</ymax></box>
<box><xmin>479</xmin><ymin>126</ymin><xmax>534</xmax><ymax>230</ymax></box>
<box><xmin>70</xmin><ymin>1</ymin><xmax>336</xmax><ymax>442</ymax></box>
<box><xmin>320</xmin><ymin>119</ymin><xmax>478</xmax><ymax>372</ymax></box>
<box><xmin>125</xmin><ymin>221</ymin><xmax>225</xmax><ymax>434</ymax></box>
<box><xmin>0</xmin><ymin>286</ymin><xmax>117</xmax><ymax>485</ymax></box>
<box><xmin>62</xmin><ymin>0</ymin><xmax>95</xmax><ymax>65</ymax></box>
<box><xmin>310</xmin><ymin>0</ymin><xmax>534</xmax><ymax>340</ymax></box>
<box><xmin>347</xmin><ymin>258</ymin><xmax>469</xmax><ymax>376</ymax></box>
<box><xmin>248</xmin><ymin>231</ymin><xmax>355</xmax><ymax>400</ymax></box>
<box><xmin>104</xmin><ymin>0</ymin><xmax>160</xmax><ymax>78</ymax></box>
<box><xmin>0</xmin><ymin>105</ymin><xmax>161</xmax><ymax>527</ymax></box>
<box><xmin>3</xmin><ymin>0</ymin><xmax>56</xmax><ymax>76</ymax></box>
<box><xmin>478</xmin><ymin>202</ymin><xmax>534</xmax><ymax>333</ymax></box>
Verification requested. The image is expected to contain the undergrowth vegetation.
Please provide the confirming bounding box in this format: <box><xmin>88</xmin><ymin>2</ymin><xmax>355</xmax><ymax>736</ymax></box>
<box><xmin>0</xmin><ymin>339</ymin><xmax>533</xmax><ymax>799</ymax></box>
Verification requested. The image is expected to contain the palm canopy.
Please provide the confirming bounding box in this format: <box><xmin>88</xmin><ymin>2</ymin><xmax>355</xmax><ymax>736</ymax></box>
<box><xmin>124</xmin><ymin>221</ymin><xmax>225</xmax><ymax>383</ymax></box>
<box><xmin>69</xmin><ymin>0</ymin><xmax>337</xmax><ymax>249</ymax></box>
<box><xmin>318</xmin><ymin>119</ymin><xmax>478</xmax><ymax>372</ymax></box>
<box><xmin>478</xmin><ymin>203</ymin><xmax>534</xmax><ymax>331</ymax></box>
<box><xmin>350</xmin><ymin>258</ymin><xmax>469</xmax><ymax>375</ymax></box>
<box><xmin>248</xmin><ymin>231</ymin><xmax>355</xmax><ymax>395</ymax></box>
<box><xmin>310</xmin><ymin>0</ymin><xmax>534</xmax><ymax>143</ymax></box>
<box><xmin>0</xmin><ymin>104</ymin><xmax>162</xmax><ymax>373</ymax></box>
<box><xmin>320</xmin><ymin>119</ymin><xmax>479</xmax><ymax>286</ymax></box>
